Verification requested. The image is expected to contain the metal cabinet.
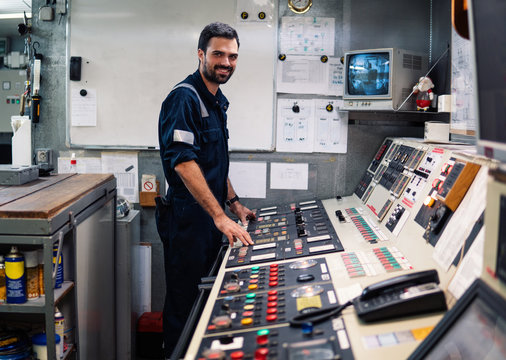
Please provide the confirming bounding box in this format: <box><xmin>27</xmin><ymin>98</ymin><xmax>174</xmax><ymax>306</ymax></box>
<box><xmin>0</xmin><ymin>173</ymin><xmax>116</xmax><ymax>359</ymax></box>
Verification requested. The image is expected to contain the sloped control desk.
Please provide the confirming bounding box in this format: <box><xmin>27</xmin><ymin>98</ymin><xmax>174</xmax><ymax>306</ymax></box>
<box><xmin>0</xmin><ymin>173</ymin><xmax>116</xmax><ymax>359</ymax></box>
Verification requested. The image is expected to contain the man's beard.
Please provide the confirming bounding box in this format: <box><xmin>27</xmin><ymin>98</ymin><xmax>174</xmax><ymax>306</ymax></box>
<box><xmin>201</xmin><ymin>57</ymin><xmax>234</xmax><ymax>84</ymax></box>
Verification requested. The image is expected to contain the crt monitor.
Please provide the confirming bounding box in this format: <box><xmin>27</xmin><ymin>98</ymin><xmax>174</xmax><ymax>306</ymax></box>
<box><xmin>409</xmin><ymin>278</ymin><xmax>506</xmax><ymax>360</ymax></box>
<box><xmin>469</xmin><ymin>0</ymin><xmax>506</xmax><ymax>162</ymax></box>
<box><xmin>342</xmin><ymin>48</ymin><xmax>427</xmax><ymax>111</ymax></box>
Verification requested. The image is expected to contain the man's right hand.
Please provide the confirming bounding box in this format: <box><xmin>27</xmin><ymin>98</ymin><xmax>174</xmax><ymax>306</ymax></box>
<box><xmin>214</xmin><ymin>214</ymin><xmax>254</xmax><ymax>247</ymax></box>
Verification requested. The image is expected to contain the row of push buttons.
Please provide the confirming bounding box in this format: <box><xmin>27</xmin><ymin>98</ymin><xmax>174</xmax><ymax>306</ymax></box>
<box><xmin>199</xmin><ymin>328</ymin><xmax>278</xmax><ymax>360</ymax></box>
<box><xmin>341</xmin><ymin>252</ymin><xmax>366</xmax><ymax>278</ymax></box>
<box><xmin>373</xmin><ymin>247</ymin><xmax>402</xmax><ymax>272</ymax></box>
<box><xmin>209</xmin><ymin>265</ymin><xmax>286</xmax><ymax>332</ymax></box>
<box><xmin>221</xmin><ymin>264</ymin><xmax>286</xmax><ymax>295</ymax></box>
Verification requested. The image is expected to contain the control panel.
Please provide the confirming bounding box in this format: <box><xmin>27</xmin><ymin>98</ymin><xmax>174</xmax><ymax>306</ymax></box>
<box><xmin>227</xmin><ymin>200</ymin><xmax>344</xmax><ymax>267</ymax></box>
<box><xmin>186</xmin><ymin>137</ymin><xmax>493</xmax><ymax>360</ymax></box>
<box><xmin>0</xmin><ymin>69</ymin><xmax>26</xmax><ymax>132</ymax></box>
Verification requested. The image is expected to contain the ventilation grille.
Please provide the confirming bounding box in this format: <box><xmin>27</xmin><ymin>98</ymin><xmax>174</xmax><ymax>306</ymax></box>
<box><xmin>403</xmin><ymin>54</ymin><xmax>422</xmax><ymax>70</ymax></box>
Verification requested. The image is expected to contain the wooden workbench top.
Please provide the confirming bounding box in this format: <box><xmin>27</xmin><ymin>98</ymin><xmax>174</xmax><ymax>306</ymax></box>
<box><xmin>0</xmin><ymin>173</ymin><xmax>115</xmax><ymax>219</ymax></box>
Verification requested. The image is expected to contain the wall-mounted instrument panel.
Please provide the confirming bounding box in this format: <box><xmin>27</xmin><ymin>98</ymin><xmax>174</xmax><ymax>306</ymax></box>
<box><xmin>186</xmin><ymin>138</ymin><xmax>500</xmax><ymax>360</ymax></box>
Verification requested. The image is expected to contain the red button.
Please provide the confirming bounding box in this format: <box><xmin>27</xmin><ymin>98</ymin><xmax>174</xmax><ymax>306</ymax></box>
<box><xmin>256</xmin><ymin>334</ymin><xmax>269</xmax><ymax>345</ymax></box>
<box><xmin>266</xmin><ymin>314</ymin><xmax>278</xmax><ymax>322</ymax></box>
<box><xmin>267</xmin><ymin>301</ymin><xmax>277</xmax><ymax>307</ymax></box>
<box><xmin>254</xmin><ymin>348</ymin><xmax>269</xmax><ymax>360</ymax></box>
<box><xmin>249</xmin><ymin>279</ymin><xmax>258</xmax><ymax>284</ymax></box>
<box><xmin>270</xmin><ymin>264</ymin><xmax>278</xmax><ymax>268</ymax></box>
<box><xmin>266</xmin><ymin>307</ymin><xmax>277</xmax><ymax>314</ymax></box>
<box><xmin>269</xmin><ymin>271</ymin><xmax>278</xmax><ymax>276</ymax></box>
<box><xmin>269</xmin><ymin>276</ymin><xmax>278</xmax><ymax>281</ymax></box>
<box><xmin>231</xmin><ymin>351</ymin><xmax>244</xmax><ymax>359</ymax></box>
<box><xmin>207</xmin><ymin>324</ymin><xmax>216</xmax><ymax>331</ymax></box>
<box><xmin>267</xmin><ymin>295</ymin><xmax>277</xmax><ymax>301</ymax></box>
<box><xmin>268</xmin><ymin>290</ymin><xmax>278</xmax><ymax>296</ymax></box>
<box><xmin>242</xmin><ymin>311</ymin><xmax>254</xmax><ymax>317</ymax></box>
<box><xmin>269</xmin><ymin>281</ymin><xmax>278</xmax><ymax>287</ymax></box>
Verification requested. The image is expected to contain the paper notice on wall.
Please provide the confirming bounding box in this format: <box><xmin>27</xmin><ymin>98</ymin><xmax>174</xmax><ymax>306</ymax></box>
<box><xmin>101</xmin><ymin>151</ymin><xmax>139</xmax><ymax>203</ymax></box>
<box><xmin>270</xmin><ymin>162</ymin><xmax>308</xmax><ymax>190</ymax></box>
<box><xmin>276</xmin><ymin>98</ymin><xmax>314</xmax><ymax>153</ymax></box>
<box><xmin>71</xmin><ymin>88</ymin><xmax>97</xmax><ymax>127</ymax></box>
<box><xmin>279</xmin><ymin>17</ymin><xmax>335</xmax><ymax>56</ymax></box>
<box><xmin>277</xmin><ymin>55</ymin><xmax>329</xmax><ymax>95</ymax></box>
<box><xmin>313</xmin><ymin>99</ymin><xmax>347</xmax><ymax>153</ymax></box>
<box><xmin>229</xmin><ymin>161</ymin><xmax>267</xmax><ymax>198</ymax></box>
<box><xmin>57</xmin><ymin>156</ymin><xmax>102</xmax><ymax>174</ymax></box>
<box><xmin>328</xmin><ymin>58</ymin><xmax>344</xmax><ymax>96</ymax></box>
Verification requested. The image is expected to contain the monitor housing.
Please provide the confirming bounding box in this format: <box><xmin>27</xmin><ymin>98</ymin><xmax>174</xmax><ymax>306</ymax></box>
<box><xmin>469</xmin><ymin>0</ymin><xmax>506</xmax><ymax>162</ymax></box>
<box><xmin>343</xmin><ymin>48</ymin><xmax>428</xmax><ymax>111</ymax></box>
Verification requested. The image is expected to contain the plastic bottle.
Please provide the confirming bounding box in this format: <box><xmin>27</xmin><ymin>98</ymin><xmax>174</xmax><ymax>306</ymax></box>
<box><xmin>69</xmin><ymin>153</ymin><xmax>77</xmax><ymax>173</ymax></box>
<box><xmin>31</xmin><ymin>333</ymin><xmax>61</xmax><ymax>360</ymax></box>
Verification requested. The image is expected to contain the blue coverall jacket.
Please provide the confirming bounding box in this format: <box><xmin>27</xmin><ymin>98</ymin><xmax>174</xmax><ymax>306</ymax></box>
<box><xmin>156</xmin><ymin>69</ymin><xmax>230</xmax><ymax>355</ymax></box>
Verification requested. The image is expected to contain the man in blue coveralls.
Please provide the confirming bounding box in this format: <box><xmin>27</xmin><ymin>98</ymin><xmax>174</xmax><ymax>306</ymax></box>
<box><xmin>156</xmin><ymin>22</ymin><xmax>256</xmax><ymax>358</ymax></box>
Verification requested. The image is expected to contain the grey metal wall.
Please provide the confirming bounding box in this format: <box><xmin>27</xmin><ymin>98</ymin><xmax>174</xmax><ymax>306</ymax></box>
<box><xmin>28</xmin><ymin>0</ymin><xmax>450</xmax><ymax>311</ymax></box>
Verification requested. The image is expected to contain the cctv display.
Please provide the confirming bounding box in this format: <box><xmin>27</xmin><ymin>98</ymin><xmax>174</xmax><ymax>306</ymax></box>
<box><xmin>343</xmin><ymin>48</ymin><xmax>428</xmax><ymax>111</ymax></box>
<box><xmin>347</xmin><ymin>52</ymin><xmax>390</xmax><ymax>96</ymax></box>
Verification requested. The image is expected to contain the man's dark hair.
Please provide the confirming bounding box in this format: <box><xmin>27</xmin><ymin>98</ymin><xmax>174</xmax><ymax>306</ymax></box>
<box><xmin>198</xmin><ymin>22</ymin><xmax>240</xmax><ymax>52</ymax></box>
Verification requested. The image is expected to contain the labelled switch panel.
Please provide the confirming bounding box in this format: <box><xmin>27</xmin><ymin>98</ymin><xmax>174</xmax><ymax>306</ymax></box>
<box><xmin>437</xmin><ymin>160</ymin><xmax>481</xmax><ymax>211</ymax></box>
<box><xmin>368</xmin><ymin>138</ymin><xmax>393</xmax><ymax>173</ymax></box>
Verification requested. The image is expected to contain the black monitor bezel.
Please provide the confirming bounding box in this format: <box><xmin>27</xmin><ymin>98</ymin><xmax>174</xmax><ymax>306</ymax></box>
<box><xmin>408</xmin><ymin>278</ymin><xmax>506</xmax><ymax>360</ymax></box>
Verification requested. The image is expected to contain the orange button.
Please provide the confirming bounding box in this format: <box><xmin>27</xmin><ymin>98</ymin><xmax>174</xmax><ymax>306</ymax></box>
<box><xmin>241</xmin><ymin>317</ymin><xmax>253</xmax><ymax>326</ymax></box>
<box><xmin>248</xmin><ymin>284</ymin><xmax>258</xmax><ymax>290</ymax></box>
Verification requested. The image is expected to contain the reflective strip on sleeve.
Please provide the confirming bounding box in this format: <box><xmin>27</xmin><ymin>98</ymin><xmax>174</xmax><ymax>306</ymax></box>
<box><xmin>173</xmin><ymin>129</ymin><xmax>194</xmax><ymax>145</ymax></box>
<box><xmin>172</xmin><ymin>83</ymin><xmax>209</xmax><ymax>118</ymax></box>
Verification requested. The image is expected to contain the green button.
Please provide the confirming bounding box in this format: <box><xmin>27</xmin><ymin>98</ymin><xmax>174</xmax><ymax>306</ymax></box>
<box><xmin>251</xmin><ymin>266</ymin><xmax>260</xmax><ymax>270</ymax></box>
<box><xmin>246</xmin><ymin>293</ymin><xmax>256</xmax><ymax>299</ymax></box>
<box><xmin>257</xmin><ymin>329</ymin><xmax>270</xmax><ymax>336</ymax></box>
<box><xmin>245</xmin><ymin>299</ymin><xmax>255</xmax><ymax>304</ymax></box>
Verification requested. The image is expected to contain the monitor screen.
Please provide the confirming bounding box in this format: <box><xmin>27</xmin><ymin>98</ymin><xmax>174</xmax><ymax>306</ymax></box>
<box><xmin>409</xmin><ymin>279</ymin><xmax>506</xmax><ymax>360</ymax></box>
<box><xmin>471</xmin><ymin>0</ymin><xmax>506</xmax><ymax>151</ymax></box>
<box><xmin>347</xmin><ymin>52</ymin><xmax>390</xmax><ymax>96</ymax></box>
<box><xmin>424</xmin><ymin>297</ymin><xmax>506</xmax><ymax>359</ymax></box>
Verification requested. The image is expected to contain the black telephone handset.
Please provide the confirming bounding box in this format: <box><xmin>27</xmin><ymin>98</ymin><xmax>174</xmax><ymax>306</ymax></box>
<box><xmin>353</xmin><ymin>270</ymin><xmax>447</xmax><ymax>322</ymax></box>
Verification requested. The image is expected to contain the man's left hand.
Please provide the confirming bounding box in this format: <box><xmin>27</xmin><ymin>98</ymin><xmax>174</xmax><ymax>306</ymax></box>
<box><xmin>229</xmin><ymin>201</ymin><xmax>256</xmax><ymax>226</ymax></box>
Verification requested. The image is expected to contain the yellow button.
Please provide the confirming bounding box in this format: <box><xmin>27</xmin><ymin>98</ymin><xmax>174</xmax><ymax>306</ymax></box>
<box><xmin>249</xmin><ymin>274</ymin><xmax>259</xmax><ymax>279</ymax></box>
<box><xmin>244</xmin><ymin>304</ymin><xmax>255</xmax><ymax>310</ymax></box>
<box><xmin>241</xmin><ymin>317</ymin><xmax>253</xmax><ymax>326</ymax></box>
<box><xmin>248</xmin><ymin>284</ymin><xmax>258</xmax><ymax>290</ymax></box>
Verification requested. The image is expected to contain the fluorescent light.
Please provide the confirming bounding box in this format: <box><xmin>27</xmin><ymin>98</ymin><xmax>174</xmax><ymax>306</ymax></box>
<box><xmin>0</xmin><ymin>13</ymin><xmax>26</xmax><ymax>19</ymax></box>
